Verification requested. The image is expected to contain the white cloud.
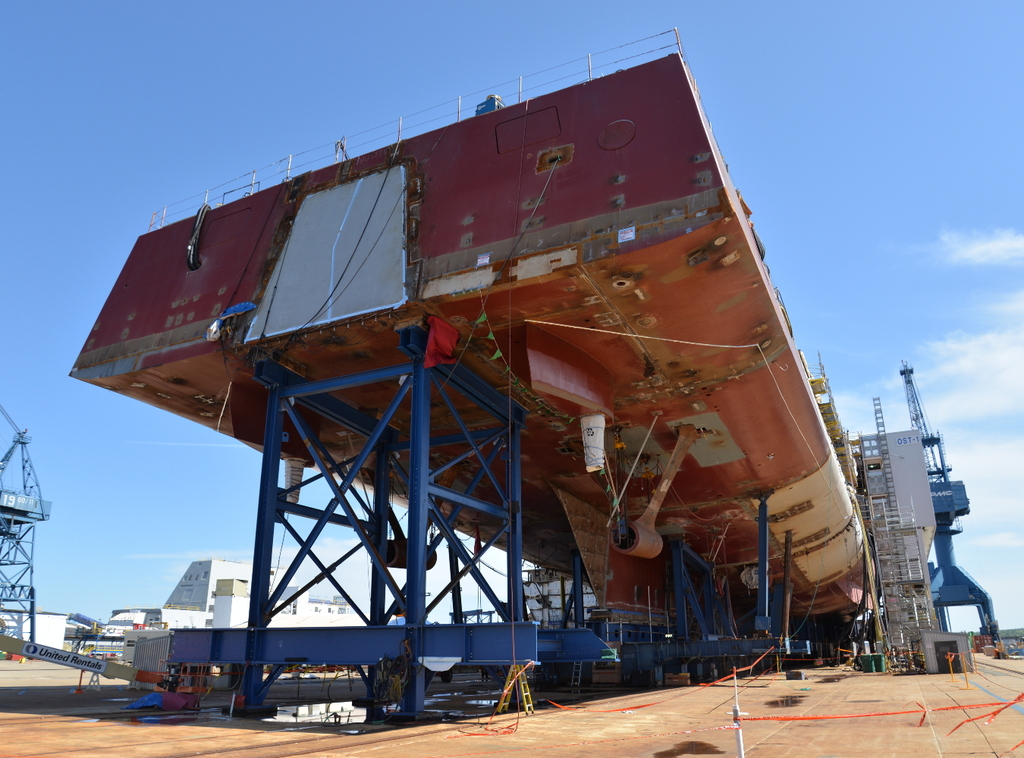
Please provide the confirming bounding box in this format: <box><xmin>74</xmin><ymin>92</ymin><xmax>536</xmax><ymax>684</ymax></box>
<box><xmin>940</xmin><ymin>228</ymin><xmax>1024</xmax><ymax>264</ymax></box>
<box><xmin>968</xmin><ymin>532</ymin><xmax>1024</xmax><ymax>548</ymax></box>
<box><xmin>125</xmin><ymin>549</ymin><xmax>252</xmax><ymax>561</ymax></box>
<box><xmin>991</xmin><ymin>289</ymin><xmax>1024</xmax><ymax>316</ymax></box>
<box><xmin>918</xmin><ymin>318</ymin><xmax>1024</xmax><ymax>426</ymax></box>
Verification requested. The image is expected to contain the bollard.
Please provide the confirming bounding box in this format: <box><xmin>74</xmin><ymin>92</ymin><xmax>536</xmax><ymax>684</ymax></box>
<box><xmin>732</xmin><ymin>667</ymin><xmax>747</xmax><ymax>758</ymax></box>
<box><xmin>732</xmin><ymin>703</ymin><xmax>746</xmax><ymax>758</ymax></box>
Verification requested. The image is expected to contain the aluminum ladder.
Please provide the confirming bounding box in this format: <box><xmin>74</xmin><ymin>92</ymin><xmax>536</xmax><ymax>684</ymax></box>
<box><xmin>495</xmin><ymin>665</ymin><xmax>535</xmax><ymax>715</ymax></box>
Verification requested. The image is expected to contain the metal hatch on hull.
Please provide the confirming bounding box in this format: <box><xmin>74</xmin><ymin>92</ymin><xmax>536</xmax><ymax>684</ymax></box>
<box><xmin>247</xmin><ymin>168</ymin><xmax>409</xmax><ymax>339</ymax></box>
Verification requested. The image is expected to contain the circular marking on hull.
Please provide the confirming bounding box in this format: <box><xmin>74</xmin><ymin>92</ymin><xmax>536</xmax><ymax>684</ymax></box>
<box><xmin>598</xmin><ymin>119</ymin><xmax>637</xmax><ymax>150</ymax></box>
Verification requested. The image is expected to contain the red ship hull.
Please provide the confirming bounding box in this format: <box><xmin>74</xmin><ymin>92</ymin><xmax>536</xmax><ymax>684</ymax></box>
<box><xmin>73</xmin><ymin>55</ymin><xmax>863</xmax><ymax>623</ymax></box>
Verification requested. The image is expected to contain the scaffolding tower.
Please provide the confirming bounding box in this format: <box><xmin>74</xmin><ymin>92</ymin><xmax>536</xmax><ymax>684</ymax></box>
<box><xmin>867</xmin><ymin>398</ymin><xmax>934</xmax><ymax>648</ymax></box>
<box><xmin>805</xmin><ymin>354</ymin><xmax>858</xmax><ymax>486</ymax></box>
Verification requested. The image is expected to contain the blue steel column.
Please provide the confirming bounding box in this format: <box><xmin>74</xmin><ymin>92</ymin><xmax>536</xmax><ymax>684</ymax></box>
<box><xmin>671</xmin><ymin>541</ymin><xmax>689</xmax><ymax>639</ymax></box>
<box><xmin>755</xmin><ymin>494</ymin><xmax>771</xmax><ymax>632</ymax></box>
<box><xmin>28</xmin><ymin>577</ymin><xmax>36</xmax><ymax>644</ymax></box>
<box><xmin>370</xmin><ymin>445</ymin><xmax>392</xmax><ymax>625</ymax></box>
<box><xmin>366</xmin><ymin>443</ymin><xmax>392</xmax><ymax>713</ymax></box>
<box><xmin>506</xmin><ymin>410</ymin><xmax>524</xmax><ymax>622</ymax></box>
<box><xmin>571</xmin><ymin>549</ymin><xmax>585</xmax><ymax>627</ymax></box>
<box><xmin>449</xmin><ymin>547</ymin><xmax>464</xmax><ymax>623</ymax></box>
<box><xmin>400</xmin><ymin>355</ymin><xmax>431</xmax><ymax>714</ymax></box>
<box><xmin>242</xmin><ymin>385</ymin><xmax>284</xmax><ymax>704</ymax></box>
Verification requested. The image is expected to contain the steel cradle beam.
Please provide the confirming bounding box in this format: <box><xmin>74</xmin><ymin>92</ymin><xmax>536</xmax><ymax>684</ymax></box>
<box><xmin>170</xmin><ymin>625</ymin><xmax>614</xmax><ymax>665</ymax></box>
<box><xmin>171</xmin><ymin>624</ymin><xmax>540</xmax><ymax>666</ymax></box>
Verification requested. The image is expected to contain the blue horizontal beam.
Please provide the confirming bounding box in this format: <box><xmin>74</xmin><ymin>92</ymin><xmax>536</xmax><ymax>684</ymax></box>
<box><xmin>276</xmin><ymin>501</ymin><xmax>370</xmax><ymax>532</ymax></box>
<box><xmin>619</xmin><ymin>637</ymin><xmax>808</xmax><ymax>670</ymax></box>
<box><xmin>386</xmin><ymin>427</ymin><xmax>503</xmax><ymax>452</ymax></box>
<box><xmin>253</xmin><ymin>361</ymin><xmax>395</xmax><ymax>439</ymax></box>
<box><xmin>434</xmin><ymin>363</ymin><xmax>522</xmax><ymax>427</ymax></box>
<box><xmin>397</xmin><ymin>325</ymin><xmax>526</xmax><ymax>426</ymax></box>
<box><xmin>537</xmin><ymin>628</ymin><xmax>615</xmax><ymax>662</ymax></box>
<box><xmin>169</xmin><ymin>623</ymin><xmax>540</xmax><ymax>666</ymax></box>
<box><xmin>257</xmin><ymin>360</ymin><xmax>411</xmax><ymax>398</ymax></box>
<box><xmin>427</xmin><ymin>484</ymin><xmax>507</xmax><ymax>521</ymax></box>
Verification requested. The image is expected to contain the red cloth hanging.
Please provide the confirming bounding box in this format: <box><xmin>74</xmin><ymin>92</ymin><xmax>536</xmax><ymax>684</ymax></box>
<box><xmin>424</xmin><ymin>316</ymin><xmax>460</xmax><ymax>368</ymax></box>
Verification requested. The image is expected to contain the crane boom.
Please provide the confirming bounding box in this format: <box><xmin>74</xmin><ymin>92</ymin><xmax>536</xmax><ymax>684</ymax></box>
<box><xmin>899</xmin><ymin>361</ymin><xmax>948</xmax><ymax>482</ymax></box>
<box><xmin>0</xmin><ymin>402</ymin><xmax>19</xmax><ymax>433</ymax></box>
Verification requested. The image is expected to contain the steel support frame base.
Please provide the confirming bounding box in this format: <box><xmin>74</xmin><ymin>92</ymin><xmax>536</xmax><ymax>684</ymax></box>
<box><xmin>618</xmin><ymin>637</ymin><xmax>812</xmax><ymax>681</ymax></box>
<box><xmin>230</xmin><ymin>325</ymin><xmax>614</xmax><ymax>714</ymax></box>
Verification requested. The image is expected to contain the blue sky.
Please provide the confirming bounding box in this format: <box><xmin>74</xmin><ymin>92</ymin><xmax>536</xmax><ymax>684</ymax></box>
<box><xmin>2</xmin><ymin>2</ymin><xmax>1022</xmax><ymax>632</ymax></box>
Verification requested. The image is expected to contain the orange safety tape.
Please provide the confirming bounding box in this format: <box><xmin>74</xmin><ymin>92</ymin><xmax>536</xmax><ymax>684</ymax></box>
<box><xmin>1001</xmin><ymin>736</ymin><xmax>1024</xmax><ymax>758</ymax></box>
<box><xmin>740</xmin><ymin>692</ymin><xmax>1024</xmax><ymax>726</ymax></box>
<box><xmin>946</xmin><ymin>692</ymin><xmax>1024</xmax><ymax>736</ymax></box>
<box><xmin>455</xmin><ymin>663</ymin><xmax>536</xmax><ymax>737</ymax></box>
<box><xmin>441</xmin><ymin>724</ymin><xmax>738</xmax><ymax>753</ymax></box>
<box><xmin>546</xmin><ymin>646</ymin><xmax>777</xmax><ymax>713</ymax></box>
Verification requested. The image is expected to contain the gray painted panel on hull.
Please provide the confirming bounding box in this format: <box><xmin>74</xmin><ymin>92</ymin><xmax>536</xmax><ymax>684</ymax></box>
<box><xmin>669</xmin><ymin>411</ymin><xmax>745</xmax><ymax>467</ymax></box>
<box><xmin>247</xmin><ymin>168</ymin><xmax>407</xmax><ymax>340</ymax></box>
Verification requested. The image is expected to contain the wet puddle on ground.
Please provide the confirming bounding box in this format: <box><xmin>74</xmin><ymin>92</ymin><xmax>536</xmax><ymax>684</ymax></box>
<box><xmin>424</xmin><ymin>698</ymin><xmax>495</xmax><ymax>707</ymax></box>
<box><xmin>263</xmin><ymin>704</ymin><xmax>364</xmax><ymax>724</ymax></box>
<box><xmin>765</xmin><ymin>695</ymin><xmax>807</xmax><ymax>708</ymax></box>
<box><xmin>127</xmin><ymin>714</ymin><xmax>230</xmax><ymax>726</ymax></box>
<box><xmin>652</xmin><ymin>741</ymin><xmax>724</xmax><ymax>756</ymax></box>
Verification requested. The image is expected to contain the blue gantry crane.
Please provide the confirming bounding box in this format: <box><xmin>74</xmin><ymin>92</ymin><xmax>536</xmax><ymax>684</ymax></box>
<box><xmin>0</xmin><ymin>403</ymin><xmax>51</xmax><ymax>643</ymax></box>
<box><xmin>899</xmin><ymin>362</ymin><xmax>998</xmax><ymax>640</ymax></box>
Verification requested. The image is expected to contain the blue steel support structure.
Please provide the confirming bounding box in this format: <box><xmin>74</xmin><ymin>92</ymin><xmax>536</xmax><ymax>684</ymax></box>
<box><xmin>670</xmin><ymin>540</ymin><xmax>736</xmax><ymax>640</ymax></box>
<box><xmin>571</xmin><ymin>550</ymin><xmax>585</xmax><ymax>627</ymax></box>
<box><xmin>755</xmin><ymin>494</ymin><xmax>772</xmax><ymax>632</ymax></box>
<box><xmin>221</xmin><ymin>325</ymin><xmax>609</xmax><ymax>715</ymax></box>
<box><xmin>559</xmin><ymin>549</ymin><xmax>586</xmax><ymax>629</ymax></box>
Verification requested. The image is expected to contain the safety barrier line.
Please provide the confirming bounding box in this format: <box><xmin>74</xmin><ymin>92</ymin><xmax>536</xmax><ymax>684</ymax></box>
<box><xmin>741</xmin><ymin>692</ymin><xmax>1024</xmax><ymax>734</ymax></box>
<box><xmin>438</xmin><ymin>724</ymin><xmax>738</xmax><ymax>755</ymax></box>
<box><xmin>444</xmin><ymin>694</ymin><xmax>1023</xmax><ymax>756</ymax></box>
<box><xmin>545</xmin><ymin>646</ymin><xmax>777</xmax><ymax>713</ymax></box>
<box><xmin>452</xmin><ymin>662</ymin><xmax>537</xmax><ymax>737</ymax></box>
<box><xmin>446</xmin><ymin>656</ymin><xmax>1021</xmax><ymax>755</ymax></box>
<box><xmin>946</xmin><ymin>692</ymin><xmax>1024</xmax><ymax>734</ymax></box>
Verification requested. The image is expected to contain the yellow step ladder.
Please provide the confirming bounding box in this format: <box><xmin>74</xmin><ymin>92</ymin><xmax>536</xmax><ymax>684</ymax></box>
<box><xmin>495</xmin><ymin>665</ymin><xmax>535</xmax><ymax>715</ymax></box>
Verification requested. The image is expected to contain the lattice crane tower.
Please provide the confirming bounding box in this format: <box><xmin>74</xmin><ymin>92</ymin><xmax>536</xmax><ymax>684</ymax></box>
<box><xmin>899</xmin><ymin>362</ymin><xmax>998</xmax><ymax>638</ymax></box>
<box><xmin>0</xmin><ymin>403</ymin><xmax>51</xmax><ymax>643</ymax></box>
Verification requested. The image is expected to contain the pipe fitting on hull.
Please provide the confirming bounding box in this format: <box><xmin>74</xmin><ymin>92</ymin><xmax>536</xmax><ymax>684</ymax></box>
<box><xmin>611</xmin><ymin>518</ymin><xmax>664</xmax><ymax>558</ymax></box>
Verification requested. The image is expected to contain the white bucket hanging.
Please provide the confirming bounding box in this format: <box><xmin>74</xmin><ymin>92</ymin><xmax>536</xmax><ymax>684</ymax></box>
<box><xmin>284</xmin><ymin>459</ymin><xmax>304</xmax><ymax>504</ymax></box>
<box><xmin>580</xmin><ymin>413</ymin><xmax>607</xmax><ymax>472</ymax></box>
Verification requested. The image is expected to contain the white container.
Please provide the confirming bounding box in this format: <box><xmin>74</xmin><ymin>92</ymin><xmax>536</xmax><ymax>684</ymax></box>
<box><xmin>580</xmin><ymin>414</ymin><xmax>607</xmax><ymax>472</ymax></box>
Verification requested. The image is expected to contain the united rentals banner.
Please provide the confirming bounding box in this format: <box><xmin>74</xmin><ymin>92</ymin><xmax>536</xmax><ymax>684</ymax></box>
<box><xmin>22</xmin><ymin>642</ymin><xmax>107</xmax><ymax>674</ymax></box>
